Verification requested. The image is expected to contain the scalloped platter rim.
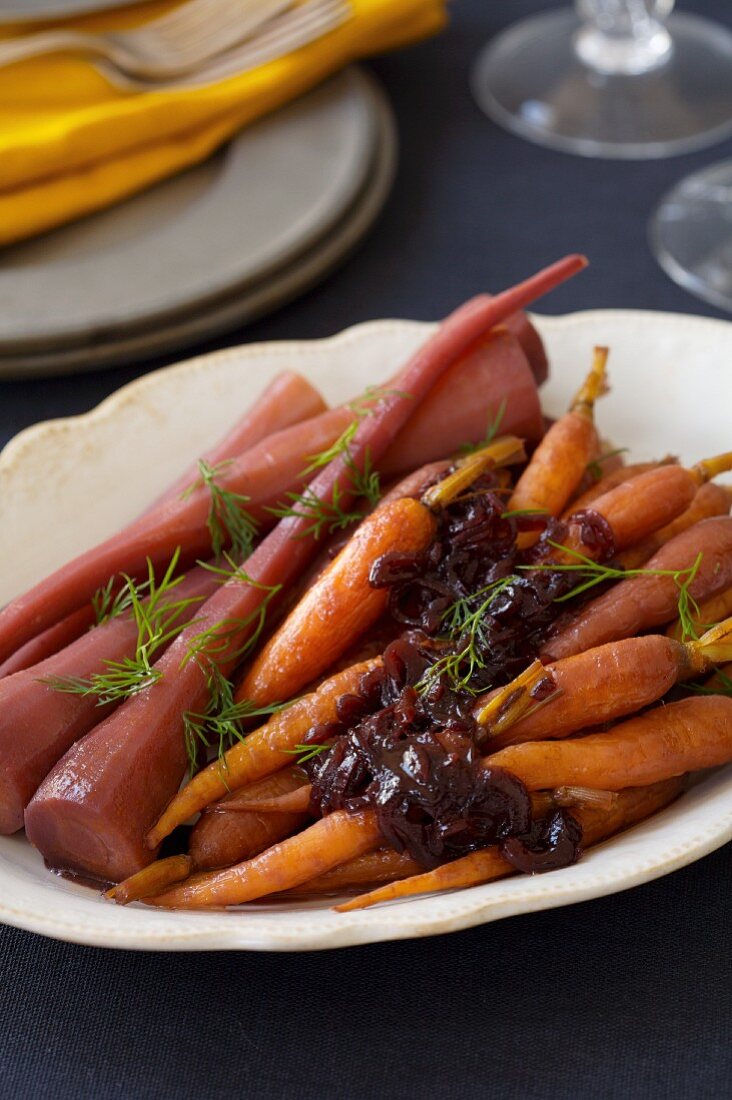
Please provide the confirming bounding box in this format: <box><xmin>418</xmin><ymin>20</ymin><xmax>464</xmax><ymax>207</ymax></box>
<box><xmin>1</xmin><ymin>307</ymin><xmax>731</xmax><ymax>951</ymax></box>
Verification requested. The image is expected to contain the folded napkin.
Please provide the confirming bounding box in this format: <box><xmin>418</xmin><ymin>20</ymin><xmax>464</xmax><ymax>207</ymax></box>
<box><xmin>0</xmin><ymin>0</ymin><xmax>446</xmax><ymax>247</ymax></box>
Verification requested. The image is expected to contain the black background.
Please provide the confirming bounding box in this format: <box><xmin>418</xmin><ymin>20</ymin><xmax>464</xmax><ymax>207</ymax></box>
<box><xmin>1</xmin><ymin>2</ymin><xmax>731</xmax><ymax>1096</ymax></box>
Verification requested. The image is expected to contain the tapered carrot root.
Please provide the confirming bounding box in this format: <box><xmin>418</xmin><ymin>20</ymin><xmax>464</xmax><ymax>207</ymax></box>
<box><xmin>146</xmin><ymin>659</ymin><xmax>380</xmax><ymax>850</ymax></box>
<box><xmin>487</xmin><ymin>696</ymin><xmax>732</xmax><ymax>791</ymax></box>
<box><xmin>146</xmin><ymin>373</ymin><xmax>327</xmax><ymax>511</ymax></box>
<box><xmin>287</xmin><ymin>849</ymin><xmax>423</xmax><ymax>894</ymax></box>
<box><xmin>189</xmin><ymin>767</ymin><xmax>312</xmax><ymax>871</ymax></box>
<box><xmin>618</xmin><ymin>483</ymin><xmax>732</xmax><ymax>570</ymax></box>
<box><xmin>563</xmin><ymin>458</ymin><xmax>676</xmax><ymax>518</ymax></box>
<box><xmin>335</xmin><ymin>779</ymin><xmax>683</xmax><ymax>911</ymax></box>
<box><xmin>238</xmin><ymin>498</ymin><xmax>437</xmax><ymax>707</ymax></box>
<box><xmin>667</xmin><ymin>586</ymin><xmax>732</xmax><ymax>642</ymax></box>
<box><xmin>147</xmin><ymin>810</ymin><xmax>383</xmax><ymax>909</ymax></box>
<box><xmin>561</xmin><ymin>456</ymin><xmax>732</xmax><ymax>561</ymax></box>
<box><xmin>508</xmin><ymin>347</ymin><xmax>608</xmax><ymax>545</ymax></box>
<box><xmin>477</xmin><ymin>621</ymin><xmax>732</xmax><ymax>750</ymax></box>
<box><xmin>542</xmin><ymin>516</ymin><xmax>732</xmax><ymax>661</ymax></box>
<box><xmin>107</xmin><ymin>855</ymin><xmax>193</xmax><ymax>905</ymax></box>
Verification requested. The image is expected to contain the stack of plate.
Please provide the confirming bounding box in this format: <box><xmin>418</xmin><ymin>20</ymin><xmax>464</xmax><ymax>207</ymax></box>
<box><xmin>0</xmin><ymin>66</ymin><xmax>397</xmax><ymax>377</ymax></box>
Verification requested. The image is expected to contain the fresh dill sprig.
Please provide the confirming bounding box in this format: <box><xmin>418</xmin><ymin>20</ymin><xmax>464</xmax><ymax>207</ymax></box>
<box><xmin>267</xmin><ymin>482</ymin><xmax>367</xmax><ymax>541</ymax></box>
<box><xmin>186</xmin><ymin>459</ymin><xmax>259</xmax><ymax>559</ymax></box>
<box><xmin>501</xmin><ymin>508</ymin><xmax>550</xmax><ymax>519</ymax></box>
<box><xmin>585</xmin><ymin>448</ymin><xmax>629</xmax><ymax>482</ymax></box>
<box><xmin>284</xmin><ymin>742</ymin><xmax>331</xmax><ymax>764</ymax></box>
<box><xmin>416</xmin><ymin>576</ymin><xmax>517</xmax><ymax>696</ymax></box>
<box><xmin>459</xmin><ymin>398</ymin><xmax>508</xmax><ymax>456</ymax></box>
<box><xmin>46</xmin><ymin>550</ymin><xmax>203</xmax><ymax>705</ymax></box>
<box><xmin>183</xmin><ymin>577</ymin><xmax>281</xmax><ymax>670</ymax></box>
<box><xmin>523</xmin><ymin>543</ymin><xmax>704</xmax><ymax>641</ymax></box>
<box><xmin>182</xmin><ymin>662</ymin><xmax>289</xmax><ymax>774</ymax></box>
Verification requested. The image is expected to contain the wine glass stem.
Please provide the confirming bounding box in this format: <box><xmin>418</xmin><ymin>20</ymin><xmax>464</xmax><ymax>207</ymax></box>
<box><xmin>574</xmin><ymin>0</ymin><xmax>674</xmax><ymax>74</ymax></box>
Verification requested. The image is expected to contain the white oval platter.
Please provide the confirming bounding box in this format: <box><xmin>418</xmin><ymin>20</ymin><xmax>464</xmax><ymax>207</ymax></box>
<box><xmin>0</xmin><ymin>307</ymin><xmax>730</xmax><ymax>951</ymax></box>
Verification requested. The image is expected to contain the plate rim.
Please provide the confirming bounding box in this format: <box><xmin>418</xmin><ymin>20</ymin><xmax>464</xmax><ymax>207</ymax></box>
<box><xmin>1</xmin><ymin>305</ymin><xmax>731</xmax><ymax>951</ymax></box>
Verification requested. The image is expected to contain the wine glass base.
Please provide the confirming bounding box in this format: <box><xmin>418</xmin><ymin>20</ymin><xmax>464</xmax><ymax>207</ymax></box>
<box><xmin>650</xmin><ymin>160</ymin><xmax>732</xmax><ymax>313</ymax></box>
<box><xmin>471</xmin><ymin>10</ymin><xmax>732</xmax><ymax>160</ymax></box>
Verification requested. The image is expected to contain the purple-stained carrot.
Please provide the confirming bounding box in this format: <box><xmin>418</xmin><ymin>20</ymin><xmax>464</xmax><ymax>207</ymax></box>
<box><xmin>0</xmin><ymin>605</ymin><xmax>96</xmax><ymax>680</ymax></box>
<box><xmin>145</xmin><ymin>372</ymin><xmax>326</xmax><ymax>511</ymax></box>
<box><xmin>0</xmin><ymin>565</ymin><xmax>219</xmax><ymax>835</ymax></box>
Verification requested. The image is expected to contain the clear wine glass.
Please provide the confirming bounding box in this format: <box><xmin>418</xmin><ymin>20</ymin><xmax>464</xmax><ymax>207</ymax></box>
<box><xmin>471</xmin><ymin>1</ymin><xmax>732</xmax><ymax>159</ymax></box>
<box><xmin>650</xmin><ymin>159</ymin><xmax>732</xmax><ymax>311</ymax></box>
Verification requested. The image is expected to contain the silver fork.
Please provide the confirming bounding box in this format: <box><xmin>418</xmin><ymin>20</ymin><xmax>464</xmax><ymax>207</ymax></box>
<box><xmin>0</xmin><ymin>0</ymin><xmax>295</xmax><ymax>79</ymax></box>
<box><xmin>103</xmin><ymin>0</ymin><xmax>352</xmax><ymax>91</ymax></box>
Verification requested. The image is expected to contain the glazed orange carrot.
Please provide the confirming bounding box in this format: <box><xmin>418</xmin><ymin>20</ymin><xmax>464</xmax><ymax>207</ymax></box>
<box><xmin>237</xmin><ymin>435</ymin><xmax>524</xmax><ymax>707</ymax></box>
<box><xmin>145</xmin><ymin>658</ymin><xmax>379</xmax><ymax>851</ymax></box>
<box><xmin>562</xmin><ymin>458</ymin><xmax>676</xmax><ymax>518</ymax></box>
<box><xmin>542</xmin><ymin>515</ymin><xmax>732</xmax><ymax>661</ymax></box>
<box><xmin>106</xmin><ymin>855</ymin><xmax>193</xmax><ymax>905</ymax></box>
<box><xmin>0</xmin><ymin>604</ymin><xmax>96</xmax><ymax>680</ymax></box>
<box><xmin>666</xmin><ymin>585</ymin><xmax>732</xmax><ymax>642</ymax></box>
<box><xmin>335</xmin><ymin>779</ymin><xmax>683</xmax><ymax>911</ymax></box>
<box><xmin>617</xmin><ymin>483</ymin><xmax>732</xmax><ymax>570</ymax></box>
<box><xmin>189</xmin><ymin>767</ymin><xmax>312</xmax><ymax>871</ymax></box>
<box><xmin>476</xmin><ymin>619</ymin><xmax>732</xmax><ymax>750</ymax></box>
<box><xmin>558</xmin><ymin>455</ymin><xmax>732</xmax><ymax>562</ymax></box>
<box><xmin>507</xmin><ymin>346</ymin><xmax>608</xmax><ymax>544</ymax></box>
<box><xmin>286</xmin><ymin>849</ymin><xmax>423</xmax><ymax>894</ymax></box>
<box><xmin>487</xmin><ymin>695</ymin><xmax>732</xmax><ymax>790</ymax></box>
<box><xmin>147</xmin><ymin>809</ymin><xmax>383</xmax><ymax>909</ymax></box>
<box><xmin>239</xmin><ymin>497</ymin><xmax>437</xmax><ymax>707</ymax></box>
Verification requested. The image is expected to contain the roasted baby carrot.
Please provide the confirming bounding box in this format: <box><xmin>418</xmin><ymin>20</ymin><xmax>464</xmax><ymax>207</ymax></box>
<box><xmin>562</xmin><ymin>458</ymin><xmax>675</xmax><ymax>518</ymax></box>
<box><xmin>507</xmin><ymin>347</ymin><xmax>608</xmax><ymax>545</ymax></box>
<box><xmin>146</xmin><ymin>658</ymin><xmax>379</xmax><ymax>851</ymax></box>
<box><xmin>106</xmin><ymin>855</ymin><xmax>193</xmax><ymax>905</ymax></box>
<box><xmin>189</xmin><ymin>767</ymin><xmax>312</xmax><ymax>871</ymax></box>
<box><xmin>335</xmin><ymin>779</ymin><xmax>683</xmax><ymax>911</ymax></box>
<box><xmin>487</xmin><ymin>695</ymin><xmax>732</xmax><ymax>790</ymax></box>
<box><xmin>147</xmin><ymin>810</ymin><xmax>384</xmax><ymax>909</ymax></box>
<box><xmin>476</xmin><ymin>619</ymin><xmax>732</xmax><ymax>751</ymax></box>
<box><xmin>286</xmin><ymin>849</ymin><xmax>423</xmax><ymax>894</ymax></box>
<box><xmin>542</xmin><ymin>515</ymin><xmax>732</xmax><ymax>661</ymax></box>
<box><xmin>617</xmin><ymin>482</ymin><xmax>732</xmax><ymax>570</ymax></box>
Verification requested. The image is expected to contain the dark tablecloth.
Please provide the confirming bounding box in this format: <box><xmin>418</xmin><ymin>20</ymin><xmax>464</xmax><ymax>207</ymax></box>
<box><xmin>2</xmin><ymin>2</ymin><xmax>731</xmax><ymax>1096</ymax></box>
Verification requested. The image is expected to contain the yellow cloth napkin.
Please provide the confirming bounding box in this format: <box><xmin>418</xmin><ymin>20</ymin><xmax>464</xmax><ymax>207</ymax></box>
<box><xmin>0</xmin><ymin>0</ymin><xmax>446</xmax><ymax>246</ymax></box>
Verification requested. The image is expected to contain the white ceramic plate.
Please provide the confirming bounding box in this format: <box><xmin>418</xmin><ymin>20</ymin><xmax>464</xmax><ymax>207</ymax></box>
<box><xmin>1</xmin><ymin>308</ymin><xmax>731</xmax><ymax>951</ymax></box>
